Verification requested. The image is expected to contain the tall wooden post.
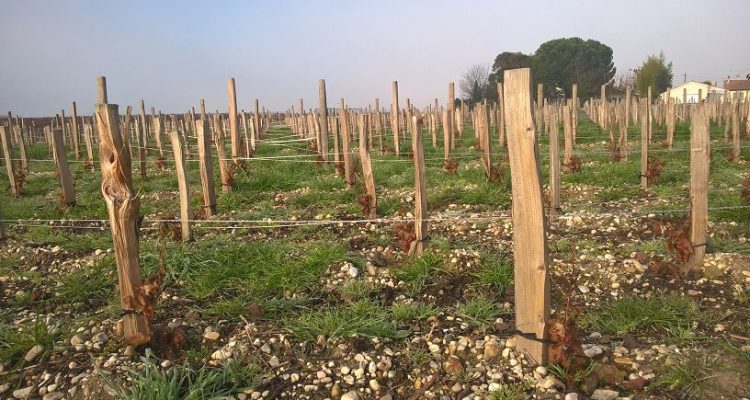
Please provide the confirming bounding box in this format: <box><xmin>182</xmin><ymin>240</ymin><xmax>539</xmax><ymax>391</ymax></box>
<box><xmin>51</xmin><ymin>128</ymin><xmax>76</xmax><ymax>206</ymax></box>
<box><xmin>375</xmin><ymin>98</ymin><xmax>384</xmax><ymax>153</ymax></box>
<box><xmin>448</xmin><ymin>82</ymin><xmax>455</xmax><ymax>149</ymax></box>
<box><xmin>497</xmin><ymin>82</ymin><xmax>506</xmax><ymax>147</ymax></box>
<box><xmin>640</xmin><ymin>100</ymin><xmax>649</xmax><ymax>190</ymax></box>
<box><xmin>563</xmin><ymin>105</ymin><xmax>573</xmax><ymax>166</ymax></box>
<box><xmin>647</xmin><ymin>86</ymin><xmax>653</xmax><ymax>142</ymax></box>
<box><xmin>196</xmin><ymin>119</ymin><xmax>217</xmax><ymax>216</ymax></box>
<box><xmin>84</xmin><ymin>123</ymin><xmax>96</xmax><ymax>171</ymax></box>
<box><xmin>411</xmin><ymin>116</ymin><xmax>427</xmax><ymax>255</ymax></box>
<box><xmin>139</xmin><ymin>100</ymin><xmax>149</xmax><ymax>156</ymax></box>
<box><xmin>549</xmin><ymin>111</ymin><xmax>561</xmax><ymax>215</ymax></box>
<box><xmin>169</xmin><ymin>131</ymin><xmax>192</xmax><ymax>241</ymax></box>
<box><xmin>688</xmin><ymin>102</ymin><xmax>709</xmax><ymax>269</ymax></box>
<box><xmin>571</xmin><ymin>84</ymin><xmax>578</xmax><ymax>138</ymax></box>
<box><xmin>536</xmin><ymin>83</ymin><xmax>544</xmax><ymax>134</ymax></box>
<box><xmin>624</xmin><ymin>86</ymin><xmax>631</xmax><ymax>129</ymax></box>
<box><xmin>212</xmin><ymin>114</ymin><xmax>232</xmax><ymax>193</ymax></box>
<box><xmin>253</xmin><ymin>99</ymin><xmax>261</xmax><ymax>146</ymax></box>
<box><xmin>318</xmin><ymin>79</ymin><xmax>329</xmax><ymax>162</ymax></box>
<box><xmin>14</xmin><ymin>125</ymin><xmax>28</xmax><ymax>173</ymax></box>
<box><xmin>358</xmin><ymin>114</ymin><xmax>376</xmax><ymax>218</ymax></box>
<box><xmin>600</xmin><ymin>84</ymin><xmax>607</xmax><ymax>129</ymax></box>
<box><xmin>503</xmin><ymin>68</ymin><xmax>550</xmax><ymax>364</ymax></box>
<box><xmin>94</xmin><ymin>76</ymin><xmax>151</xmax><ymax>346</ymax></box>
<box><xmin>392</xmin><ymin>81</ymin><xmax>400</xmax><ymax>155</ymax></box>
<box><xmin>479</xmin><ymin>104</ymin><xmax>493</xmax><ymax>180</ymax></box>
<box><xmin>731</xmin><ymin>98</ymin><xmax>740</xmax><ymax>160</ymax></box>
<box><xmin>227</xmin><ymin>78</ymin><xmax>240</xmax><ymax>163</ymax></box>
<box><xmin>71</xmin><ymin>101</ymin><xmax>81</xmax><ymax>159</ymax></box>
<box><xmin>0</xmin><ymin>126</ymin><xmax>19</xmax><ymax>196</ymax></box>
<box><xmin>340</xmin><ymin>100</ymin><xmax>354</xmax><ymax>190</ymax></box>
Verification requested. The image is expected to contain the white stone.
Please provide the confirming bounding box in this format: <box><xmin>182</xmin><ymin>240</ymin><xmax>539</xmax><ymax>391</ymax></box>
<box><xmin>565</xmin><ymin>393</ymin><xmax>579</xmax><ymax>400</ymax></box>
<box><xmin>579</xmin><ymin>285</ymin><xmax>590</xmax><ymax>294</ymax></box>
<box><xmin>591</xmin><ymin>389</ymin><xmax>619</xmax><ymax>400</ymax></box>
<box><xmin>341</xmin><ymin>390</ymin><xmax>361</xmax><ymax>400</ymax></box>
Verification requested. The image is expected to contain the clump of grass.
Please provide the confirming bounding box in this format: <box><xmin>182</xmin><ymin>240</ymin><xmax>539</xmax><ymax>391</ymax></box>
<box><xmin>0</xmin><ymin>317</ymin><xmax>60</xmax><ymax>371</ymax></box>
<box><xmin>474</xmin><ymin>254</ymin><xmax>513</xmax><ymax>294</ymax></box>
<box><xmin>58</xmin><ymin>257</ymin><xmax>117</xmax><ymax>306</ymax></box>
<box><xmin>110</xmin><ymin>352</ymin><xmax>263</xmax><ymax>399</ymax></box>
<box><xmin>390</xmin><ymin>302</ymin><xmax>440</xmax><ymax>321</ymax></box>
<box><xmin>581</xmin><ymin>294</ymin><xmax>698</xmax><ymax>335</ymax></box>
<box><xmin>337</xmin><ymin>281</ymin><xmax>373</xmax><ymax>301</ymax></box>
<box><xmin>486</xmin><ymin>381</ymin><xmax>533</xmax><ymax>400</ymax></box>
<box><xmin>393</xmin><ymin>253</ymin><xmax>443</xmax><ymax>292</ymax></box>
<box><xmin>454</xmin><ymin>296</ymin><xmax>504</xmax><ymax>328</ymax></box>
<box><xmin>284</xmin><ymin>300</ymin><xmax>407</xmax><ymax>341</ymax></box>
<box><xmin>651</xmin><ymin>354</ymin><xmax>720</xmax><ymax>399</ymax></box>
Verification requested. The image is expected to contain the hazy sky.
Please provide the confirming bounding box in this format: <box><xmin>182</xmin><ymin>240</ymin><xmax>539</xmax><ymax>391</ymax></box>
<box><xmin>1</xmin><ymin>0</ymin><xmax>748</xmax><ymax>116</ymax></box>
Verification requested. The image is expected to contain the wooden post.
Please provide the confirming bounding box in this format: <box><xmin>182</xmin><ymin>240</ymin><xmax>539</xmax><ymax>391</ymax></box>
<box><xmin>536</xmin><ymin>83</ymin><xmax>544</xmax><ymax>134</ymax></box>
<box><xmin>479</xmin><ymin>104</ymin><xmax>493</xmax><ymax>180</ymax></box>
<box><xmin>411</xmin><ymin>116</ymin><xmax>427</xmax><ymax>255</ymax></box>
<box><xmin>647</xmin><ymin>86</ymin><xmax>653</xmax><ymax>142</ymax></box>
<box><xmin>571</xmin><ymin>84</ymin><xmax>578</xmax><ymax>138</ymax></box>
<box><xmin>562</xmin><ymin>105</ymin><xmax>573</xmax><ymax>166</ymax></box>
<box><xmin>340</xmin><ymin>99</ymin><xmax>354</xmax><ymax>189</ymax></box>
<box><xmin>196</xmin><ymin>119</ymin><xmax>217</xmax><ymax>216</ymax></box>
<box><xmin>241</xmin><ymin>110</ymin><xmax>251</xmax><ymax>156</ymax></box>
<box><xmin>376</xmin><ymin>99</ymin><xmax>384</xmax><ymax>153</ymax></box>
<box><xmin>549</xmin><ymin>111</ymin><xmax>560</xmax><ymax>215</ymax></box>
<box><xmin>443</xmin><ymin>109</ymin><xmax>452</xmax><ymax>163</ymax></box>
<box><xmin>732</xmin><ymin>98</ymin><xmax>741</xmax><ymax>160</ymax></box>
<box><xmin>14</xmin><ymin>125</ymin><xmax>28</xmax><ymax>173</ymax></box>
<box><xmin>83</xmin><ymin>123</ymin><xmax>95</xmax><ymax>171</ymax></box>
<box><xmin>600</xmin><ymin>84</ymin><xmax>607</xmax><ymax>129</ymax></box>
<box><xmin>624</xmin><ymin>86</ymin><xmax>631</xmax><ymax>129</ymax></box>
<box><xmin>71</xmin><ymin>101</ymin><xmax>81</xmax><ymax>159</ymax></box>
<box><xmin>319</xmin><ymin>79</ymin><xmax>329</xmax><ymax>162</ymax></box>
<box><xmin>666</xmin><ymin>97</ymin><xmax>675</xmax><ymax>148</ymax></box>
<box><xmin>227</xmin><ymin>77</ymin><xmax>240</xmax><ymax>163</ymax></box>
<box><xmin>169</xmin><ymin>131</ymin><xmax>192</xmax><ymax>241</ymax></box>
<box><xmin>0</xmin><ymin>126</ymin><xmax>19</xmax><ymax>196</ymax></box>
<box><xmin>497</xmin><ymin>82</ymin><xmax>506</xmax><ymax>147</ymax></box>
<box><xmin>212</xmin><ymin>114</ymin><xmax>232</xmax><ymax>192</ymax></box>
<box><xmin>392</xmin><ymin>81</ymin><xmax>400</xmax><ymax>155</ymax></box>
<box><xmin>358</xmin><ymin>114</ymin><xmax>376</xmax><ymax>218</ymax></box>
<box><xmin>688</xmin><ymin>102</ymin><xmax>709</xmax><ymax>270</ymax></box>
<box><xmin>640</xmin><ymin>100</ymin><xmax>649</xmax><ymax>190</ymax></box>
<box><xmin>503</xmin><ymin>68</ymin><xmax>550</xmax><ymax>364</ymax></box>
<box><xmin>253</xmin><ymin>99</ymin><xmax>261</xmax><ymax>144</ymax></box>
<box><xmin>139</xmin><ymin>100</ymin><xmax>149</xmax><ymax>157</ymax></box>
<box><xmin>153</xmin><ymin>112</ymin><xmax>164</xmax><ymax>158</ymax></box>
<box><xmin>94</xmin><ymin>76</ymin><xmax>151</xmax><ymax>346</ymax></box>
<box><xmin>448</xmin><ymin>82</ymin><xmax>455</xmax><ymax>149</ymax></box>
<box><xmin>51</xmin><ymin>128</ymin><xmax>76</xmax><ymax>206</ymax></box>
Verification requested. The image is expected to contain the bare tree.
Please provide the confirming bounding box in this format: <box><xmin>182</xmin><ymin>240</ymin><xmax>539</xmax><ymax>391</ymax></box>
<box><xmin>460</xmin><ymin>63</ymin><xmax>491</xmax><ymax>103</ymax></box>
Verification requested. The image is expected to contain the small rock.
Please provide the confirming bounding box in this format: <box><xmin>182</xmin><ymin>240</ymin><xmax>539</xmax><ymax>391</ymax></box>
<box><xmin>369</xmin><ymin>379</ymin><xmax>381</xmax><ymax>391</ymax></box>
<box><xmin>483</xmin><ymin>339</ymin><xmax>500</xmax><ymax>360</ymax></box>
<box><xmin>564</xmin><ymin>394</ymin><xmax>579</xmax><ymax>400</ymax></box>
<box><xmin>591</xmin><ymin>389</ymin><xmax>619</xmax><ymax>400</ymax></box>
<box><xmin>123</xmin><ymin>345</ymin><xmax>136</xmax><ymax>357</ymax></box>
<box><xmin>268</xmin><ymin>356</ymin><xmax>280</xmax><ymax>368</ymax></box>
<box><xmin>578</xmin><ymin>285</ymin><xmax>590</xmax><ymax>294</ymax></box>
<box><xmin>203</xmin><ymin>331</ymin><xmax>220</xmax><ymax>341</ymax></box>
<box><xmin>93</xmin><ymin>332</ymin><xmax>109</xmax><ymax>344</ymax></box>
<box><xmin>13</xmin><ymin>386</ymin><xmax>33</xmax><ymax>399</ymax></box>
<box><xmin>70</xmin><ymin>335</ymin><xmax>84</xmax><ymax>346</ymax></box>
<box><xmin>43</xmin><ymin>393</ymin><xmax>64</xmax><ymax>400</ymax></box>
<box><xmin>341</xmin><ymin>390</ymin><xmax>360</xmax><ymax>400</ymax></box>
<box><xmin>211</xmin><ymin>348</ymin><xmax>232</xmax><ymax>361</ymax></box>
<box><xmin>331</xmin><ymin>383</ymin><xmax>341</xmax><ymax>398</ymax></box>
<box><xmin>24</xmin><ymin>344</ymin><xmax>43</xmax><ymax>362</ymax></box>
<box><xmin>160</xmin><ymin>360</ymin><xmax>172</xmax><ymax>368</ymax></box>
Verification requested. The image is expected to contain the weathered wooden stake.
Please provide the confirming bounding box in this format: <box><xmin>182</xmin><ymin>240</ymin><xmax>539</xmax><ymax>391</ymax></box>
<box><xmin>169</xmin><ymin>131</ymin><xmax>192</xmax><ymax>241</ymax></box>
<box><xmin>196</xmin><ymin>119</ymin><xmax>217</xmax><ymax>216</ymax></box>
<box><xmin>392</xmin><ymin>81</ymin><xmax>400</xmax><ymax>155</ymax></box>
<box><xmin>549</xmin><ymin>111</ymin><xmax>560</xmax><ymax>215</ymax></box>
<box><xmin>640</xmin><ymin>100</ymin><xmax>649</xmax><ymax>190</ymax></box>
<box><xmin>562</xmin><ymin>105</ymin><xmax>573</xmax><ymax>166</ymax></box>
<box><xmin>71</xmin><ymin>101</ymin><xmax>81</xmax><ymax>159</ymax></box>
<box><xmin>319</xmin><ymin>79</ymin><xmax>329</xmax><ymax>162</ymax></box>
<box><xmin>688</xmin><ymin>102</ymin><xmax>709</xmax><ymax>270</ymax></box>
<box><xmin>227</xmin><ymin>77</ymin><xmax>241</xmax><ymax>163</ymax></box>
<box><xmin>358</xmin><ymin>114</ymin><xmax>376</xmax><ymax>218</ymax></box>
<box><xmin>94</xmin><ymin>76</ymin><xmax>151</xmax><ymax>346</ymax></box>
<box><xmin>14</xmin><ymin>125</ymin><xmax>28</xmax><ymax>173</ymax></box>
<box><xmin>497</xmin><ymin>82</ymin><xmax>506</xmax><ymax>147</ymax></box>
<box><xmin>503</xmin><ymin>68</ymin><xmax>550</xmax><ymax>364</ymax></box>
<box><xmin>0</xmin><ymin>126</ymin><xmax>19</xmax><ymax>196</ymax></box>
<box><xmin>340</xmin><ymin>99</ymin><xmax>354</xmax><ymax>190</ymax></box>
<box><xmin>212</xmin><ymin>114</ymin><xmax>232</xmax><ymax>193</ymax></box>
<box><xmin>411</xmin><ymin>116</ymin><xmax>427</xmax><ymax>255</ymax></box>
<box><xmin>51</xmin><ymin>128</ymin><xmax>76</xmax><ymax>206</ymax></box>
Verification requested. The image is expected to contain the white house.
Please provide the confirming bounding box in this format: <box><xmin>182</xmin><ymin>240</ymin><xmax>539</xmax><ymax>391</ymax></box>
<box><xmin>660</xmin><ymin>81</ymin><xmax>725</xmax><ymax>103</ymax></box>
